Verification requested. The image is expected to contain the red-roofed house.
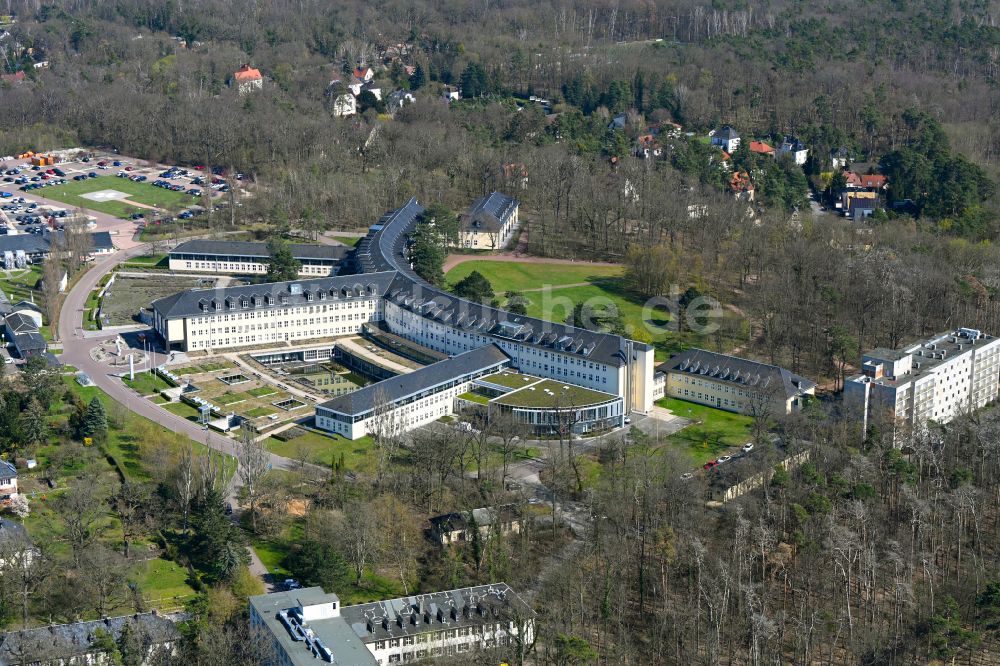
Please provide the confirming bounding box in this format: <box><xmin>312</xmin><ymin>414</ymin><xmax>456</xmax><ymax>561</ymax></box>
<box><xmin>354</xmin><ymin>67</ymin><xmax>374</xmax><ymax>82</ymax></box>
<box><xmin>1</xmin><ymin>71</ymin><xmax>25</xmax><ymax>85</ymax></box>
<box><xmin>749</xmin><ymin>140</ymin><xmax>775</xmax><ymax>156</ymax></box>
<box><xmin>233</xmin><ymin>64</ymin><xmax>263</xmax><ymax>94</ymax></box>
<box><xmin>845</xmin><ymin>171</ymin><xmax>887</xmax><ymax>191</ymax></box>
<box><xmin>730</xmin><ymin>171</ymin><xmax>755</xmax><ymax>201</ymax></box>
<box><xmin>636</xmin><ymin>134</ymin><xmax>663</xmax><ymax>159</ymax></box>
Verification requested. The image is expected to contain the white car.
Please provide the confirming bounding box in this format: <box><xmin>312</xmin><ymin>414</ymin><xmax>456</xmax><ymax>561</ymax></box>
<box><xmin>742</xmin><ymin>442</ymin><xmax>754</xmax><ymax>453</ymax></box>
<box><xmin>716</xmin><ymin>455</ymin><xmax>732</xmax><ymax>464</ymax></box>
<box><xmin>680</xmin><ymin>472</ymin><xmax>693</xmax><ymax>481</ymax></box>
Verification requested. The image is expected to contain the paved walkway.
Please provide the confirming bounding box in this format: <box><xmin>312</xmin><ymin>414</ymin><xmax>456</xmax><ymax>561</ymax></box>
<box><xmin>56</xmin><ymin>244</ymin><xmax>321</xmax><ymax>499</ymax></box>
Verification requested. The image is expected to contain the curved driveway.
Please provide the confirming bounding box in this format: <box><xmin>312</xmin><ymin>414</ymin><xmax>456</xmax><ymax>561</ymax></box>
<box><xmin>56</xmin><ymin>242</ymin><xmax>322</xmax><ymax>496</ymax></box>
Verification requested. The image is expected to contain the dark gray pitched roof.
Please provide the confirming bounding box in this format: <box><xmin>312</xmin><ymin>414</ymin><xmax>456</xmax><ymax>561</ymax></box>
<box><xmin>462</xmin><ymin>192</ymin><xmax>518</xmax><ymax>233</ymax></box>
<box><xmin>340</xmin><ymin>583</ymin><xmax>534</xmax><ymax>645</ymax></box>
<box><xmin>0</xmin><ymin>613</ymin><xmax>179</xmax><ymax>664</ymax></box>
<box><xmin>0</xmin><ymin>519</ymin><xmax>27</xmax><ymax>547</ymax></box>
<box><xmin>353</xmin><ymin>199</ymin><xmax>645</xmax><ymax>368</ymax></box>
<box><xmin>0</xmin><ymin>231</ymin><xmax>112</xmax><ymax>256</ymax></box>
<box><xmin>659</xmin><ymin>348</ymin><xmax>815</xmax><ymax>399</ymax></box>
<box><xmin>319</xmin><ymin>344</ymin><xmax>510</xmax><ymax>416</ymax></box>
<box><xmin>151</xmin><ymin>272</ymin><xmax>397</xmax><ymax>320</ymax></box>
<box><xmin>0</xmin><ymin>460</ymin><xmax>15</xmax><ymax>478</ymax></box>
<box><xmin>170</xmin><ymin>239</ymin><xmax>349</xmax><ymax>262</ymax></box>
<box><xmin>12</xmin><ymin>300</ymin><xmax>41</xmax><ymax>315</ymax></box>
<box><xmin>430</xmin><ymin>505</ymin><xmax>521</xmax><ymax>533</ymax></box>
<box><xmin>4</xmin><ymin>312</ymin><xmax>38</xmax><ymax>334</ymax></box>
<box><xmin>715</xmin><ymin>126</ymin><xmax>739</xmax><ymax>140</ymax></box>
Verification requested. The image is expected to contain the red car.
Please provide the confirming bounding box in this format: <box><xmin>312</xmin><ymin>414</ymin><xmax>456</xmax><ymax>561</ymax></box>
<box><xmin>703</xmin><ymin>460</ymin><xmax>718</xmax><ymax>470</ymax></box>
<box><xmin>45</xmin><ymin>168</ymin><xmax>55</xmax><ymax>175</ymax></box>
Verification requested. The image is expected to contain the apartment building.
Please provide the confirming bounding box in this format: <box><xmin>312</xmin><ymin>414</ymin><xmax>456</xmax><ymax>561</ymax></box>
<box><xmin>168</xmin><ymin>240</ymin><xmax>349</xmax><ymax>277</ymax></box>
<box><xmin>844</xmin><ymin>328</ymin><xmax>1000</xmax><ymax>435</ymax></box>
<box><xmin>660</xmin><ymin>348</ymin><xmax>816</xmax><ymax>415</ymax></box>
<box><xmin>458</xmin><ymin>192</ymin><xmax>520</xmax><ymax>250</ymax></box>
<box><xmin>315</xmin><ymin>345</ymin><xmax>511</xmax><ymax>440</ymax></box>
<box><xmin>249</xmin><ymin>584</ymin><xmax>534</xmax><ymax>666</ymax></box>
<box><xmin>150</xmin><ymin>273</ymin><xmax>396</xmax><ymax>352</ymax></box>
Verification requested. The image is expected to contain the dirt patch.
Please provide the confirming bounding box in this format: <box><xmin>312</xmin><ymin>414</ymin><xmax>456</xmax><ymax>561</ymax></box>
<box><xmin>101</xmin><ymin>274</ymin><xmax>213</xmax><ymax>326</ymax></box>
<box><xmin>287</xmin><ymin>499</ymin><xmax>310</xmax><ymax>517</ymax></box>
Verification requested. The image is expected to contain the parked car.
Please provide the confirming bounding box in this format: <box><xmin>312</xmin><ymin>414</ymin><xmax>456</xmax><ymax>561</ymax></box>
<box><xmin>703</xmin><ymin>460</ymin><xmax>718</xmax><ymax>470</ymax></box>
<box><xmin>742</xmin><ymin>442</ymin><xmax>754</xmax><ymax>453</ymax></box>
<box><xmin>88</xmin><ymin>172</ymin><xmax>98</xmax><ymax>178</ymax></box>
<box><xmin>716</xmin><ymin>455</ymin><xmax>732</xmax><ymax>464</ymax></box>
<box><xmin>680</xmin><ymin>472</ymin><xmax>694</xmax><ymax>480</ymax></box>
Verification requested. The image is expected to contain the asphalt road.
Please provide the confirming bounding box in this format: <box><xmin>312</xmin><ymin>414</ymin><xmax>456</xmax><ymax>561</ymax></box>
<box><xmin>56</xmin><ymin>243</ymin><xmax>317</xmax><ymax>499</ymax></box>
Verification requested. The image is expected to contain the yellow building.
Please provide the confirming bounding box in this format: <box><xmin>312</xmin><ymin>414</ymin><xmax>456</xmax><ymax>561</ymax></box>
<box><xmin>660</xmin><ymin>348</ymin><xmax>816</xmax><ymax>415</ymax></box>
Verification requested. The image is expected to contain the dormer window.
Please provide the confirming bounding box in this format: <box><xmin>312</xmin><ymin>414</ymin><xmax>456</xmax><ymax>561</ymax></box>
<box><xmin>279</xmin><ymin>295</ymin><xmax>288</xmax><ymax>305</ymax></box>
<box><xmin>241</xmin><ymin>299</ymin><xmax>249</xmax><ymax>308</ymax></box>
<box><xmin>265</xmin><ymin>295</ymin><xmax>274</xmax><ymax>305</ymax></box>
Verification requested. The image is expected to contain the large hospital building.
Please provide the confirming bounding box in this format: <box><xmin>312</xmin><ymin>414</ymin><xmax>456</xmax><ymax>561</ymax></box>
<box><xmin>151</xmin><ymin>197</ymin><xmax>656</xmax><ymax>439</ymax></box>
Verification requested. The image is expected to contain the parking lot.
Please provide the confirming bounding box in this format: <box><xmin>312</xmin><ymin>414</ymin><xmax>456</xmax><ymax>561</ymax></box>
<box><xmin>0</xmin><ymin>150</ymin><xmax>247</xmax><ymax>249</ymax></box>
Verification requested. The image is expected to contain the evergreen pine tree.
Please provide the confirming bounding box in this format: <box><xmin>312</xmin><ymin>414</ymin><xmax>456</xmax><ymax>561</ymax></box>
<box><xmin>81</xmin><ymin>396</ymin><xmax>108</xmax><ymax>442</ymax></box>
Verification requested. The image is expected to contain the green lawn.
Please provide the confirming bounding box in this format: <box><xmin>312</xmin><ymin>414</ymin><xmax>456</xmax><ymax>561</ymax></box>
<box><xmin>165</xmin><ymin>401</ymin><xmax>202</xmax><ymax>422</ymax></box>
<box><xmin>658</xmin><ymin>397</ymin><xmax>754</xmax><ymax>465</ymax></box>
<box><xmin>243</xmin><ymin>405</ymin><xmax>276</xmax><ymax>418</ymax></box>
<box><xmin>122</xmin><ymin>372</ymin><xmax>173</xmax><ymax>395</ymax></box>
<box><xmin>0</xmin><ymin>264</ymin><xmax>43</xmax><ymax>306</ymax></box>
<box><xmin>264</xmin><ymin>431</ymin><xmax>376</xmax><ymax>471</ymax></box>
<box><xmin>445</xmin><ymin>260</ymin><xmax>623</xmax><ymax>292</ymax></box>
<box><xmin>479</xmin><ymin>371</ymin><xmax>538</xmax><ymax>389</ymax></box>
<box><xmin>247</xmin><ymin>386</ymin><xmax>276</xmax><ymax>398</ymax></box>
<box><xmin>459</xmin><ymin>391</ymin><xmax>490</xmax><ymax>405</ymax></box>
<box><xmin>215</xmin><ymin>392</ymin><xmax>248</xmax><ymax>406</ymax></box>
<box><xmin>133</xmin><ymin>558</ymin><xmax>197</xmax><ymax>609</ymax></box>
<box><xmin>123</xmin><ymin>253</ymin><xmax>168</xmax><ymax>268</ymax></box>
<box><xmin>331</xmin><ymin>235</ymin><xmax>362</xmax><ymax>247</ymax></box>
<box><xmin>42</xmin><ymin>176</ymin><xmax>196</xmax><ymax>219</ymax></box>
<box><xmin>497</xmin><ymin>379</ymin><xmax>617</xmax><ymax>408</ymax></box>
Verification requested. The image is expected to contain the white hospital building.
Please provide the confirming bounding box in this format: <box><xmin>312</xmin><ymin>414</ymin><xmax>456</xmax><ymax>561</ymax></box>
<box><xmin>168</xmin><ymin>240</ymin><xmax>349</xmax><ymax>277</ymax></box>
<box><xmin>844</xmin><ymin>328</ymin><xmax>1000</xmax><ymax>437</ymax></box>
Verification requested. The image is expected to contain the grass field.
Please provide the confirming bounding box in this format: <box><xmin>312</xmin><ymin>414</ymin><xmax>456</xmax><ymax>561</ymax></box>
<box><xmin>658</xmin><ymin>397</ymin><xmax>753</xmax><ymax>465</ymax></box>
<box><xmin>331</xmin><ymin>235</ymin><xmax>362</xmax><ymax>247</ymax></box>
<box><xmin>122</xmin><ymin>372</ymin><xmax>172</xmax><ymax>395</ymax></box>
<box><xmin>445</xmin><ymin>260</ymin><xmax>623</xmax><ymax>292</ymax></box>
<box><xmin>123</xmin><ymin>253</ymin><xmax>168</xmax><ymax>268</ymax></box>
<box><xmin>42</xmin><ymin>176</ymin><xmax>196</xmax><ymax>218</ymax></box>
<box><xmin>101</xmin><ymin>275</ymin><xmax>207</xmax><ymax>326</ymax></box>
<box><xmin>264</xmin><ymin>431</ymin><xmax>376</xmax><ymax>471</ymax></box>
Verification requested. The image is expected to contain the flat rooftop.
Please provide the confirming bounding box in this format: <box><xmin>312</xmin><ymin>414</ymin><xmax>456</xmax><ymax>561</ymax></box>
<box><xmin>851</xmin><ymin>329</ymin><xmax>998</xmax><ymax>387</ymax></box>
<box><xmin>478</xmin><ymin>371</ymin><xmax>538</xmax><ymax>389</ymax></box>
<box><xmin>495</xmin><ymin>378</ymin><xmax>618</xmax><ymax>409</ymax></box>
<box><xmin>249</xmin><ymin>588</ymin><xmax>377</xmax><ymax>666</ymax></box>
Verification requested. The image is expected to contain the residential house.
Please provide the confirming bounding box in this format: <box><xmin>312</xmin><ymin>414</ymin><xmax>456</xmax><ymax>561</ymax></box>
<box><xmin>0</xmin><ymin>460</ymin><xmax>16</xmax><ymax>502</ymax></box>
<box><xmin>748</xmin><ymin>140</ymin><xmax>775</xmax><ymax>156</ymax></box>
<box><xmin>4</xmin><ymin>311</ymin><xmax>45</xmax><ymax>359</ymax></box>
<box><xmin>501</xmin><ymin>163</ymin><xmax>528</xmax><ymax>190</ymax></box>
<box><xmin>233</xmin><ymin>64</ymin><xmax>263</xmax><ymax>94</ymax></box>
<box><xmin>332</xmin><ymin>93</ymin><xmax>357</xmax><ymax>117</ymax></box>
<box><xmin>636</xmin><ymin>134</ymin><xmax>663</xmax><ymax>159</ymax></box>
<box><xmin>353</xmin><ymin>66</ymin><xmax>374</xmax><ymax>82</ymax></box>
<box><xmin>730</xmin><ymin>171</ymin><xmax>755</xmax><ymax>201</ymax></box>
<box><xmin>845</xmin><ymin>171</ymin><xmax>887</xmax><ymax>191</ymax></box>
<box><xmin>846</xmin><ymin>195</ymin><xmax>877</xmax><ymax>220</ymax></box>
<box><xmin>608</xmin><ymin>113</ymin><xmax>628</xmax><ymax>131</ymax></box>
<box><xmin>457</xmin><ymin>192</ymin><xmax>520</xmax><ymax>250</ymax></box>
<box><xmin>442</xmin><ymin>85</ymin><xmax>461</xmax><ymax>101</ymax></box>
<box><xmin>10</xmin><ymin>300</ymin><xmax>42</xmax><ymax>328</ymax></box>
<box><xmin>660</xmin><ymin>348</ymin><xmax>816</xmax><ymax>416</ymax></box>
<box><xmin>710</xmin><ymin>126</ymin><xmax>741</xmax><ymax>153</ymax></box>
<box><xmin>430</xmin><ymin>505</ymin><xmax>524</xmax><ymax>546</ymax></box>
<box><xmin>386</xmin><ymin>90</ymin><xmax>415</xmax><ymax>112</ymax></box>
<box><xmin>777</xmin><ymin>136</ymin><xmax>809</xmax><ymax>165</ymax></box>
<box><xmin>0</xmin><ymin>612</ymin><xmax>180</xmax><ymax>665</ymax></box>
<box><xmin>0</xmin><ymin>71</ymin><xmax>24</xmax><ymax>85</ymax></box>
<box><xmin>830</xmin><ymin>147</ymin><xmax>851</xmax><ymax>170</ymax></box>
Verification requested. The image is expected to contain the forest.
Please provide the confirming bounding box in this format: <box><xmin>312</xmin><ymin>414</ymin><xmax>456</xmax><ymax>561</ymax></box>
<box><xmin>0</xmin><ymin>0</ymin><xmax>999</xmax><ymax>663</ymax></box>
